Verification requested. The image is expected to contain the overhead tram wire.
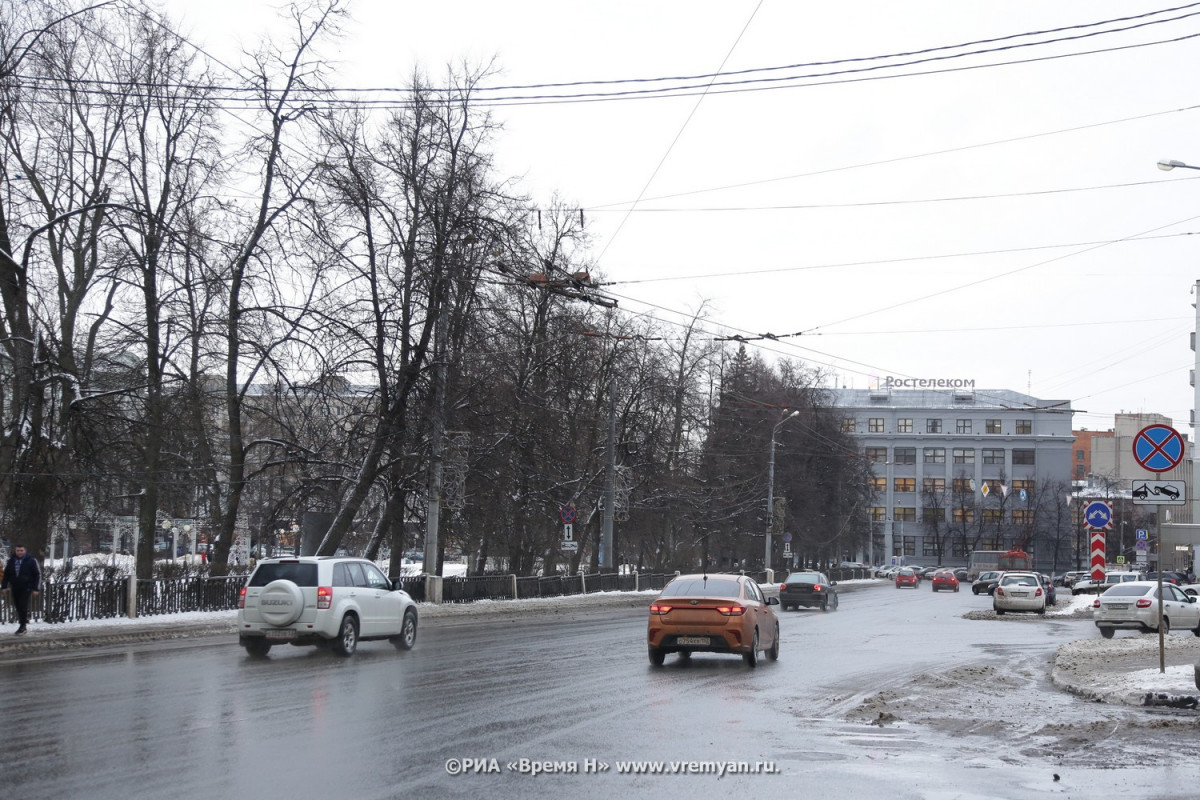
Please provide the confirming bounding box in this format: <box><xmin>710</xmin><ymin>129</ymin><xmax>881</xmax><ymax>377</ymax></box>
<box><xmin>18</xmin><ymin>7</ymin><xmax>1200</xmax><ymax>109</ymax></box>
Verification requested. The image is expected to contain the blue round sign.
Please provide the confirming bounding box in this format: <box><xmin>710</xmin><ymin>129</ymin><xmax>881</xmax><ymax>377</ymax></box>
<box><xmin>1083</xmin><ymin>500</ymin><xmax>1113</xmax><ymax>530</ymax></box>
<box><xmin>1132</xmin><ymin>424</ymin><xmax>1185</xmax><ymax>473</ymax></box>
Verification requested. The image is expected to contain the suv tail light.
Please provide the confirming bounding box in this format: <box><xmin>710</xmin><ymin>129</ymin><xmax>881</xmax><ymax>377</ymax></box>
<box><xmin>318</xmin><ymin>586</ymin><xmax>333</xmax><ymax>609</ymax></box>
<box><xmin>238</xmin><ymin>586</ymin><xmax>246</xmax><ymax>609</ymax></box>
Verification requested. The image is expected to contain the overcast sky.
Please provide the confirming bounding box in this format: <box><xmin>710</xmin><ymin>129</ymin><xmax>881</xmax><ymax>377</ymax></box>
<box><xmin>158</xmin><ymin>0</ymin><xmax>1200</xmax><ymax>433</ymax></box>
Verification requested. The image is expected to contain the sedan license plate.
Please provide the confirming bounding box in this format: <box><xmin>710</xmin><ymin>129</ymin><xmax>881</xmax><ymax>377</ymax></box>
<box><xmin>265</xmin><ymin>629</ymin><xmax>297</xmax><ymax>641</ymax></box>
<box><xmin>1108</xmin><ymin>604</ymin><xmax>1129</xmax><ymax>611</ymax></box>
<box><xmin>676</xmin><ymin>636</ymin><xmax>710</xmax><ymax>646</ymax></box>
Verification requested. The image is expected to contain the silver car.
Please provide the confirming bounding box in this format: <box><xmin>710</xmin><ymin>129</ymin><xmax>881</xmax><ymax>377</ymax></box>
<box><xmin>1092</xmin><ymin>581</ymin><xmax>1200</xmax><ymax>639</ymax></box>
<box><xmin>992</xmin><ymin>571</ymin><xmax>1047</xmax><ymax>615</ymax></box>
<box><xmin>237</xmin><ymin>556</ymin><xmax>419</xmax><ymax>657</ymax></box>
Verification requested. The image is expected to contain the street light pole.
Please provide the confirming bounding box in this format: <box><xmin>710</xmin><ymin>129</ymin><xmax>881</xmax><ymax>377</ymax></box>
<box><xmin>1157</xmin><ymin>159</ymin><xmax>1200</xmax><ymax>172</ymax></box>
<box><xmin>765</xmin><ymin>410</ymin><xmax>801</xmax><ymax>575</ymax></box>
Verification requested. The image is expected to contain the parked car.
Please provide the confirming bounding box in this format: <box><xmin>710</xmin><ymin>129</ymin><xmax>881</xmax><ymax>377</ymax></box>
<box><xmin>1038</xmin><ymin>574</ymin><xmax>1057</xmax><ymax>606</ymax></box>
<box><xmin>930</xmin><ymin>570</ymin><xmax>959</xmax><ymax>593</ymax></box>
<box><xmin>1059</xmin><ymin>570</ymin><xmax>1090</xmax><ymax>589</ymax></box>
<box><xmin>779</xmin><ymin>571</ymin><xmax>839</xmax><ymax>612</ymax></box>
<box><xmin>1072</xmin><ymin>571</ymin><xmax>1145</xmax><ymax>595</ymax></box>
<box><xmin>953</xmin><ymin>568</ymin><xmax>970</xmax><ymax>583</ymax></box>
<box><xmin>647</xmin><ymin>573</ymin><xmax>780</xmax><ymax>667</ymax></box>
<box><xmin>237</xmin><ymin>556</ymin><xmax>419</xmax><ymax>657</ymax></box>
<box><xmin>1144</xmin><ymin>571</ymin><xmax>1188</xmax><ymax>586</ymax></box>
<box><xmin>1093</xmin><ymin>581</ymin><xmax>1200</xmax><ymax>638</ymax></box>
<box><xmin>992</xmin><ymin>572</ymin><xmax>1047</xmax><ymax>615</ymax></box>
<box><xmin>895</xmin><ymin>568</ymin><xmax>919</xmax><ymax>589</ymax></box>
<box><xmin>972</xmin><ymin>570</ymin><xmax>1002</xmax><ymax>595</ymax></box>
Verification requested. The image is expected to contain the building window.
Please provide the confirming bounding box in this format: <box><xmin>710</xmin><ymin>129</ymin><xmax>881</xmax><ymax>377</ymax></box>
<box><xmin>894</xmin><ymin>477</ymin><xmax>916</xmax><ymax>493</ymax></box>
<box><xmin>901</xmin><ymin>537</ymin><xmax>916</xmax><ymax>556</ymax></box>
<box><xmin>922</xmin><ymin>539</ymin><xmax>940</xmax><ymax>557</ymax></box>
<box><xmin>952</xmin><ymin>508</ymin><xmax>975</xmax><ymax>523</ymax></box>
<box><xmin>1012</xmin><ymin>509</ymin><xmax>1033</xmax><ymax>524</ymax></box>
<box><xmin>894</xmin><ymin>507</ymin><xmax>917</xmax><ymax>522</ymax></box>
<box><xmin>868</xmin><ymin>417</ymin><xmax>885</xmax><ymax>433</ymax></box>
<box><xmin>982</xmin><ymin>448</ymin><xmax>1004</xmax><ymax>465</ymax></box>
<box><xmin>1012</xmin><ymin>479</ymin><xmax>1034</xmax><ymax>493</ymax></box>
<box><xmin>841</xmin><ymin>417</ymin><xmax>856</xmax><ymax>433</ymax></box>
<box><xmin>951</xmin><ymin>540</ymin><xmax>966</xmax><ymax>558</ymax></box>
<box><xmin>927</xmin><ymin>418</ymin><xmax>942</xmax><ymax>433</ymax></box>
<box><xmin>956</xmin><ymin>419</ymin><xmax>972</xmax><ymax>434</ymax></box>
<box><xmin>952</xmin><ymin>478</ymin><xmax>973</xmax><ymax>493</ymax></box>
<box><xmin>922</xmin><ymin>477</ymin><xmax>946</xmax><ymax>494</ymax></box>
<box><xmin>897</xmin><ymin>418</ymin><xmax>913</xmax><ymax>433</ymax></box>
<box><xmin>1075</xmin><ymin>464</ymin><xmax>1085</xmax><ymax>477</ymax></box>
<box><xmin>953</xmin><ymin>448</ymin><xmax>974</xmax><ymax>465</ymax></box>
<box><xmin>985</xmin><ymin>419</ymin><xmax>1002</xmax><ymax>434</ymax></box>
<box><xmin>1012</xmin><ymin>449</ymin><xmax>1035</xmax><ymax>465</ymax></box>
<box><xmin>871</xmin><ymin>507</ymin><xmax>886</xmax><ymax>522</ymax></box>
<box><xmin>1016</xmin><ymin>419</ymin><xmax>1032</xmax><ymax>435</ymax></box>
<box><xmin>1076</xmin><ymin>449</ymin><xmax>1085</xmax><ymax>461</ymax></box>
<box><xmin>866</xmin><ymin>447</ymin><xmax>888</xmax><ymax>463</ymax></box>
<box><xmin>869</xmin><ymin>476</ymin><xmax>886</xmax><ymax>493</ymax></box>
<box><xmin>894</xmin><ymin>447</ymin><xmax>916</xmax><ymax>465</ymax></box>
<box><xmin>924</xmin><ymin>447</ymin><xmax>945</xmax><ymax>464</ymax></box>
<box><xmin>922</xmin><ymin>507</ymin><xmax>945</xmax><ymax>523</ymax></box>
<box><xmin>982</xmin><ymin>509</ymin><xmax>1003</xmax><ymax>523</ymax></box>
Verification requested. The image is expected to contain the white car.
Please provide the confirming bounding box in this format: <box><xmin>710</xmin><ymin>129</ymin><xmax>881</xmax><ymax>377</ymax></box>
<box><xmin>1071</xmin><ymin>571</ymin><xmax>1144</xmax><ymax>595</ymax></box>
<box><xmin>237</xmin><ymin>556</ymin><xmax>418</xmax><ymax>657</ymax></box>
<box><xmin>992</xmin><ymin>572</ymin><xmax>1047</xmax><ymax>615</ymax></box>
<box><xmin>1093</xmin><ymin>581</ymin><xmax>1200</xmax><ymax>639</ymax></box>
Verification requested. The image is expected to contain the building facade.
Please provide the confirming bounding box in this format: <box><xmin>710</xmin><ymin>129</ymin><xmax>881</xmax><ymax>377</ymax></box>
<box><xmin>829</xmin><ymin>386</ymin><xmax>1075</xmax><ymax>569</ymax></box>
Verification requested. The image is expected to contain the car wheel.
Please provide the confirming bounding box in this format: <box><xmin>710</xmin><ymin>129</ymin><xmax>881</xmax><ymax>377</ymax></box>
<box><xmin>954</xmin><ymin>586</ymin><xmax>959</xmax><ymax>593</ymax></box>
<box><xmin>767</xmin><ymin>624</ymin><xmax>780</xmax><ymax>661</ymax></box>
<box><xmin>821</xmin><ymin>599</ymin><xmax>829</xmax><ymax>612</ymax></box>
<box><xmin>332</xmin><ymin>614</ymin><xmax>358</xmax><ymax>657</ymax></box>
<box><xmin>994</xmin><ymin>605</ymin><xmax>1005</xmax><ymax>616</ymax></box>
<box><xmin>1160</xmin><ymin>617</ymin><xmax>1171</xmax><ymax>636</ymax></box>
<box><xmin>743</xmin><ymin>629</ymin><xmax>760</xmax><ymax>668</ymax></box>
<box><xmin>648</xmin><ymin>646</ymin><xmax>665</xmax><ymax>667</ymax></box>
<box><xmin>1099</xmin><ymin>626</ymin><xmax>1115</xmax><ymax>639</ymax></box>
<box><xmin>241</xmin><ymin>636</ymin><xmax>271</xmax><ymax>657</ymax></box>
<box><xmin>1036</xmin><ymin>605</ymin><xmax>1045</xmax><ymax>615</ymax></box>
<box><xmin>390</xmin><ymin>609</ymin><xmax>418</xmax><ymax>650</ymax></box>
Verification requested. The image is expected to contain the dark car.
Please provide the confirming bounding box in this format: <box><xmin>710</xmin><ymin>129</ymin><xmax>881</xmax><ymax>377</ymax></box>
<box><xmin>1144</xmin><ymin>571</ymin><xmax>1188</xmax><ymax>586</ymax></box>
<box><xmin>1038</xmin><ymin>574</ymin><xmax>1058</xmax><ymax>606</ymax></box>
<box><xmin>972</xmin><ymin>570</ymin><xmax>1002</xmax><ymax>595</ymax></box>
<box><xmin>779</xmin><ymin>571</ymin><xmax>839</xmax><ymax>612</ymax></box>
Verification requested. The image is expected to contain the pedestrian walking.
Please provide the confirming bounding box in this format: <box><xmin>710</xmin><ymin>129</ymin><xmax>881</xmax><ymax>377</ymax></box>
<box><xmin>1</xmin><ymin>543</ymin><xmax>41</xmax><ymax>635</ymax></box>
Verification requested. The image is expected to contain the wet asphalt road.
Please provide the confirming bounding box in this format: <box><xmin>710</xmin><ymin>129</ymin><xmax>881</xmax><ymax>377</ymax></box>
<box><xmin>5</xmin><ymin>582</ymin><xmax>1198</xmax><ymax>799</ymax></box>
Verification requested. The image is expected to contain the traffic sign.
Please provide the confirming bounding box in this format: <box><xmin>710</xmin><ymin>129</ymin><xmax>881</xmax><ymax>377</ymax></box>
<box><xmin>561</xmin><ymin>541</ymin><xmax>578</xmax><ymax>552</ymax></box>
<box><xmin>1136</xmin><ymin>529</ymin><xmax>1148</xmax><ymax>540</ymax></box>
<box><xmin>1083</xmin><ymin>500</ymin><xmax>1113</xmax><ymax>530</ymax></box>
<box><xmin>1132</xmin><ymin>424</ymin><xmax>1185</xmax><ymax>473</ymax></box>
<box><xmin>1131</xmin><ymin>480</ymin><xmax>1186</xmax><ymax>506</ymax></box>
<box><xmin>562</xmin><ymin>523</ymin><xmax>574</xmax><ymax>541</ymax></box>
<box><xmin>559</xmin><ymin>504</ymin><xmax>577</xmax><ymax>525</ymax></box>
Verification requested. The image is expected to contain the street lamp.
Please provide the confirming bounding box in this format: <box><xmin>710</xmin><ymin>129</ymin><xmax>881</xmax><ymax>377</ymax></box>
<box><xmin>765</xmin><ymin>409</ymin><xmax>801</xmax><ymax>575</ymax></box>
<box><xmin>1157</xmin><ymin>159</ymin><xmax>1200</xmax><ymax>171</ymax></box>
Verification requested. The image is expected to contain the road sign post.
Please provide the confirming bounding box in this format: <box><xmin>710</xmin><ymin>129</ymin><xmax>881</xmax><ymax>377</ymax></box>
<box><xmin>1131</xmin><ymin>423</ymin><xmax>1183</xmax><ymax>675</ymax></box>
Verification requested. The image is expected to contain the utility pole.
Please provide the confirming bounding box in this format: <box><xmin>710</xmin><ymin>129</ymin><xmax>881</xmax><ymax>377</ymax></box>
<box><xmin>601</xmin><ymin>377</ymin><xmax>616</xmax><ymax>571</ymax></box>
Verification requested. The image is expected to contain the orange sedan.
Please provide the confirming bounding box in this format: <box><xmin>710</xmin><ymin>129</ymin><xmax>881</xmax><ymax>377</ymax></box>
<box><xmin>647</xmin><ymin>573</ymin><xmax>780</xmax><ymax>667</ymax></box>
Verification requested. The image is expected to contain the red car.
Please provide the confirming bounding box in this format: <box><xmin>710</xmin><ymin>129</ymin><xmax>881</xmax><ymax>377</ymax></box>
<box><xmin>895</xmin><ymin>568</ymin><xmax>919</xmax><ymax>589</ymax></box>
<box><xmin>930</xmin><ymin>570</ymin><xmax>960</xmax><ymax>593</ymax></box>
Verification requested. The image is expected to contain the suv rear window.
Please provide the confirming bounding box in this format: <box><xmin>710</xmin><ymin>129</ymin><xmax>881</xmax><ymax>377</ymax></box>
<box><xmin>249</xmin><ymin>562</ymin><xmax>319</xmax><ymax>587</ymax></box>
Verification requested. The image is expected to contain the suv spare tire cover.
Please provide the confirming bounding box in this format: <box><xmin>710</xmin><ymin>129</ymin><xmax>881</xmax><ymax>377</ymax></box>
<box><xmin>258</xmin><ymin>579</ymin><xmax>306</xmax><ymax>626</ymax></box>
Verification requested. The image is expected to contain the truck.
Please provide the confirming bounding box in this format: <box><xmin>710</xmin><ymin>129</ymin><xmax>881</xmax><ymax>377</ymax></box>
<box><xmin>966</xmin><ymin>548</ymin><xmax>1033</xmax><ymax>581</ymax></box>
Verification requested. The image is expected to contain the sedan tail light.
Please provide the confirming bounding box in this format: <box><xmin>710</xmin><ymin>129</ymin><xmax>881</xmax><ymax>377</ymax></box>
<box><xmin>1136</xmin><ymin>598</ymin><xmax>1153</xmax><ymax>609</ymax></box>
<box><xmin>812</xmin><ymin>585</ymin><xmax>825</xmax><ymax>593</ymax></box>
<box><xmin>715</xmin><ymin>605</ymin><xmax>746</xmax><ymax>616</ymax></box>
<box><xmin>1092</xmin><ymin>598</ymin><xmax>1101</xmax><ymax>608</ymax></box>
<box><xmin>996</xmin><ymin>587</ymin><xmax>1005</xmax><ymax>597</ymax></box>
<box><xmin>1034</xmin><ymin>588</ymin><xmax>1043</xmax><ymax>597</ymax></box>
<box><xmin>649</xmin><ymin>603</ymin><xmax>671</xmax><ymax>615</ymax></box>
<box><xmin>779</xmin><ymin>584</ymin><xmax>788</xmax><ymax>592</ymax></box>
<box><xmin>317</xmin><ymin>586</ymin><xmax>333</xmax><ymax>609</ymax></box>
<box><xmin>238</xmin><ymin>586</ymin><xmax>246</xmax><ymax>609</ymax></box>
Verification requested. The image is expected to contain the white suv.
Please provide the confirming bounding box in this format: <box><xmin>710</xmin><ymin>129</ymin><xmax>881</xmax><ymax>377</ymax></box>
<box><xmin>237</xmin><ymin>556</ymin><xmax>418</xmax><ymax>657</ymax></box>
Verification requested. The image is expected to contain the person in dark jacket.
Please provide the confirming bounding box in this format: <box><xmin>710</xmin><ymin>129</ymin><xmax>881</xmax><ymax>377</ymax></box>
<box><xmin>1</xmin><ymin>543</ymin><xmax>41</xmax><ymax>635</ymax></box>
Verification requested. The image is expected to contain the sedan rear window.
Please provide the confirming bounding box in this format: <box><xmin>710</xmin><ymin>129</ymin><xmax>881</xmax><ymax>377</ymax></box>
<box><xmin>249</xmin><ymin>562</ymin><xmax>319</xmax><ymax>587</ymax></box>
<box><xmin>1103</xmin><ymin>585</ymin><xmax>1153</xmax><ymax>597</ymax></box>
<box><xmin>660</xmin><ymin>578</ymin><xmax>741</xmax><ymax>598</ymax></box>
<box><xmin>784</xmin><ymin>574</ymin><xmax>819</xmax><ymax>585</ymax></box>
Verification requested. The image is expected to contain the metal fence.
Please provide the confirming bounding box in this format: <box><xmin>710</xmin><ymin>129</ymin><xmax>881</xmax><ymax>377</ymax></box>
<box><xmin>0</xmin><ymin>570</ymin><xmax>692</xmax><ymax>625</ymax></box>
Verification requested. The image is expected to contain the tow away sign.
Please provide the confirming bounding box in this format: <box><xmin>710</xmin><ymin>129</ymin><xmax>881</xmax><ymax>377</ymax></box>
<box><xmin>1131</xmin><ymin>480</ymin><xmax>1186</xmax><ymax>506</ymax></box>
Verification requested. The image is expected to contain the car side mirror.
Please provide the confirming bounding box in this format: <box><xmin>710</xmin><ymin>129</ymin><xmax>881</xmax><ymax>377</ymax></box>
<box><xmin>829</xmin><ymin>580</ymin><xmax>838</xmax><ymax>586</ymax></box>
<box><xmin>766</xmin><ymin>596</ymin><xmax>779</xmax><ymax>606</ymax></box>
